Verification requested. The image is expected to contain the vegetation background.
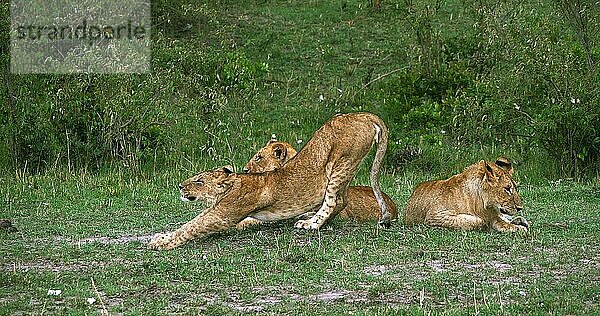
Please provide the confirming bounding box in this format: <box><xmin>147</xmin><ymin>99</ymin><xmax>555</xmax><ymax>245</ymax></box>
<box><xmin>1</xmin><ymin>0</ymin><xmax>599</xmax><ymax>315</ymax></box>
<box><xmin>2</xmin><ymin>0</ymin><xmax>599</xmax><ymax>180</ymax></box>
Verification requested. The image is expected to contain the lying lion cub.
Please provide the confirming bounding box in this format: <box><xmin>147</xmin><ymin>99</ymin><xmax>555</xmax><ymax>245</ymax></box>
<box><xmin>404</xmin><ymin>157</ymin><xmax>529</xmax><ymax>232</ymax></box>
<box><xmin>241</xmin><ymin>139</ymin><xmax>397</xmax><ymax>225</ymax></box>
<box><xmin>149</xmin><ymin>112</ymin><xmax>391</xmax><ymax>250</ymax></box>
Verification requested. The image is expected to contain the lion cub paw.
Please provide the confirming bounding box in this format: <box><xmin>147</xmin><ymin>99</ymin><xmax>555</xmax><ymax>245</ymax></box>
<box><xmin>515</xmin><ymin>224</ymin><xmax>528</xmax><ymax>233</ymax></box>
<box><xmin>511</xmin><ymin>221</ymin><xmax>528</xmax><ymax>233</ymax></box>
<box><xmin>236</xmin><ymin>218</ymin><xmax>263</xmax><ymax>230</ymax></box>
<box><xmin>294</xmin><ymin>219</ymin><xmax>319</xmax><ymax>230</ymax></box>
<box><xmin>148</xmin><ymin>232</ymin><xmax>174</xmax><ymax>250</ymax></box>
<box><xmin>511</xmin><ymin>216</ymin><xmax>529</xmax><ymax>229</ymax></box>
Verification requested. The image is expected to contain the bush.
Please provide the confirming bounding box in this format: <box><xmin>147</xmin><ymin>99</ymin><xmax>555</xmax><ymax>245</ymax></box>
<box><xmin>378</xmin><ymin>0</ymin><xmax>599</xmax><ymax>178</ymax></box>
<box><xmin>0</xmin><ymin>2</ymin><xmax>268</xmax><ymax>173</ymax></box>
<box><xmin>1</xmin><ymin>0</ymin><xmax>597</xmax><ymax>179</ymax></box>
<box><xmin>474</xmin><ymin>0</ymin><xmax>600</xmax><ymax>178</ymax></box>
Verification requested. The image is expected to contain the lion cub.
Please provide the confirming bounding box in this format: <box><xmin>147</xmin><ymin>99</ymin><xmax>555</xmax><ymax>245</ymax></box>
<box><xmin>404</xmin><ymin>158</ymin><xmax>529</xmax><ymax>232</ymax></box>
<box><xmin>149</xmin><ymin>112</ymin><xmax>391</xmax><ymax>250</ymax></box>
<box><xmin>242</xmin><ymin>139</ymin><xmax>398</xmax><ymax>224</ymax></box>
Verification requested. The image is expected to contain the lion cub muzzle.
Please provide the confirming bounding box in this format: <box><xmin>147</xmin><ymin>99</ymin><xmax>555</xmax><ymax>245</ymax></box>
<box><xmin>180</xmin><ymin>195</ymin><xmax>196</xmax><ymax>202</ymax></box>
<box><xmin>179</xmin><ymin>184</ymin><xmax>197</xmax><ymax>202</ymax></box>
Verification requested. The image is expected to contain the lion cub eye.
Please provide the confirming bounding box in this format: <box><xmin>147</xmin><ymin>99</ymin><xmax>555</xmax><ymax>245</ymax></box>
<box><xmin>504</xmin><ymin>186</ymin><xmax>512</xmax><ymax>194</ymax></box>
<box><xmin>193</xmin><ymin>179</ymin><xmax>204</xmax><ymax>185</ymax></box>
<box><xmin>255</xmin><ymin>155</ymin><xmax>262</xmax><ymax>162</ymax></box>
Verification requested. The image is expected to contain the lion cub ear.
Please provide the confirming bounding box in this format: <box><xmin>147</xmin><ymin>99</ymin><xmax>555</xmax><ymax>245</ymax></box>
<box><xmin>495</xmin><ymin>157</ymin><xmax>514</xmax><ymax>175</ymax></box>
<box><xmin>267</xmin><ymin>135</ymin><xmax>278</xmax><ymax>145</ymax></box>
<box><xmin>221</xmin><ymin>165</ymin><xmax>235</xmax><ymax>174</ymax></box>
<box><xmin>217</xmin><ymin>165</ymin><xmax>237</xmax><ymax>190</ymax></box>
<box><xmin>272</xmin><ymin>143</ymin><xmax>287</xmax><ymax>160</ymax></box>
<box><xmin>479</xmin><ymin>160</ymin><xmax>497</xmax><ymax>181</ymax></box>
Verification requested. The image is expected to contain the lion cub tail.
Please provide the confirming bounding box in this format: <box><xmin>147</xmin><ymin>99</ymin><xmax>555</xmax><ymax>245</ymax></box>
<box><xmin>369</xmin><ymin>115</ymin><xmax>391</xmax><ymax>228</ymax></box>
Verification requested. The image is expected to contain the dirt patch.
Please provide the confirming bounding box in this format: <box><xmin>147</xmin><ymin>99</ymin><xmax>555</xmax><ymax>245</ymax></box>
<box><xmin>424</xmin><ymin>259</ymin><xmax>513</xmax><ymax>273</ymax></box>
<box><xmin>489</xmin><ymin>261</ymin><xmax>513</xmax><ymax>272</ymax></box>
<box><xmin>427</xmin><ymin>260</ymin><xmax>448</xmax><ymax>273</ymax></box>
<box><xmin>227</xmin><ymin>296</ymin><xmax>284</xmax><ymax>313</ymax></box>
<box><xmin>200</xmin><ymin>284</ymin><xmax>415</xmax><ymax>313</ymax></box>
<box><xmin>363</xmin><ymin>264</ymin><xmax>392</xmax><ymax>276</ymax></box>
<box><xmin>313</xmin><ymin>289</ymin><xmax>351</xmax><ymax>302</ymax></box>
<box><xmin>75</xmin><ymin>234</ymin><xmax>153</xmax><ymax>245</ymax></box>
<box><xmin>463</xmin><ymin>260</ymin><xmax>513</xmax><ymax>272</ymax></box>
<box><xmin>4</xmin><ymin>260</ymin><xmax>106</xmax><ymax>273</ymax></box>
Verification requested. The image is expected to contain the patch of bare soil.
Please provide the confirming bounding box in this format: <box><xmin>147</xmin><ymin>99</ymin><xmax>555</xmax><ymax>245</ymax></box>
<box><xmin>201</xmin><ymin>285</ymin><xmax>414</xmax><ymax>313</ymax></box>
<box><xmin>74</xmin><ymin>234</ymin><xmax>153</xmax><ymax>245</ymax></box>
<box><xmin>312</xmin><ymin>289</ymin><xmax>352</xmax><ymax>302</ymax></box>
<box><xmin>3</xmin><ymin>233</ymin><xmax>151</xmax><ymax>273</ymax></box>
<box><xmin>424</xmin><ymin>259</ymin><xmax>513</xmax><ymax>274</ymax></box>
<box><xmin>363</xmin><ymin>264</ymin><xmax>392</xmax><ymax>276</ymax></box>
<box><xmin>3</xmin><ymin>260</ymin><xmax>106</xmax><ymax>273</ymax></box>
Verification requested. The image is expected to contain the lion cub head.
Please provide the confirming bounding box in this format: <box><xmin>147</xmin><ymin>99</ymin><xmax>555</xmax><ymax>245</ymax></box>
<box><xmin>479</xmin><ymin>157</ymin><xmax>523</xmax><ymax>216</ymax></box>
<box><xmin>179</xmin><ymin>165</ymin><xmax>237</xmax><ymax>205</ymax></box>
<box><xmin>243</xmin><ymin>139</ymin><xmax>297</xmax><ymax>173</ymax></box>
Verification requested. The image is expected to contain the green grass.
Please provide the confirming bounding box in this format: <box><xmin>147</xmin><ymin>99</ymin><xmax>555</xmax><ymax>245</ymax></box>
<box><xmin>1</xmin><ymin>171</ymin><xmax>599</xmax><ymax>315</ymax></box>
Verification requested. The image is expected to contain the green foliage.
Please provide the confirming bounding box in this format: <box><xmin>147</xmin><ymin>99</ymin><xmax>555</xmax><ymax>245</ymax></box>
<box><xmin>1</xmin><ymin>0</ymin><xmax>597</xmax><ymax>179</ymax></box>
<box><xmin>1</xmin><ymin>2</ymin><xmax>268</xmax><ymax>172</ymax></box>
<box><xmin>375</xmin><ymin>0</ymin><xmax>599</xmax><ymax>178</ymax></box>
<box><xmin>469</xmin><ymin>0</ymin><xmax>600</xmax><ymax>178</ymax></box>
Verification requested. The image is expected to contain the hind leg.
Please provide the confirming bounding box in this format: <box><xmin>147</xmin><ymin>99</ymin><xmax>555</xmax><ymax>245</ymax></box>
<box><xmin>424</xmin><ymin>209</ymin><xmax>485</xmax><ymax>230</ymax></box>
<box><xmin>294</xmin><ymin>167</ymin><xmax>351</xmax><ymax>230</ymax></box>
<box><xmin>294</xmin><ymin>185</ymin><xmax>348</xmax><ymax>230</ymax></box>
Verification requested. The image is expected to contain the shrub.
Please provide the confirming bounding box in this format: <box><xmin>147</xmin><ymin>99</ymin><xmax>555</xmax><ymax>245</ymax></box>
<box><xmin>0</xmin><ymin>1</ymin><xmax>268</xmax><ymax>173</ymax></box>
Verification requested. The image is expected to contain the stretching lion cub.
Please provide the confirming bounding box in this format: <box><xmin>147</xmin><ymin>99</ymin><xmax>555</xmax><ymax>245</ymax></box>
<box><xmin>242</xmin><ymin>139</ymin><xmax>397</xmax><ymax>224</ymax></box>
<box><xmin>149</xmin><ymin>112</ymin><xmax>391</xmax><ymax>250</ymax></box>
<box><xmin>404</xmin><ymin>158</ymin><xmax>529</xmax><ymax>232</ymax></box>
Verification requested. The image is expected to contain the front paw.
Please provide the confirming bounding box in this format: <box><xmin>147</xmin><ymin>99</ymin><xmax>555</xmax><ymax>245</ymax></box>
<box><xmin>294</xmin><ymin>219</ymin><xmax>319</xmax><ymax>230</ymax></box>
<box><xmin>511</xmin><ymin>216</ymin><xmax>529</xmax><ymax>229</ymax></box>
<box><xmin>236</xmin><ymin>218</ymin><xmax>263</xmax><ymax>230</ymax></box>
<box><xmin>148</xmin><ymin>232</ymin><xmax>174</xmax><ymax>250</ymax></box>
<box><xmin>500</xmin><ymin>213</ymin><xmax>513</xmax><ymax>223</ymax></box>
<box><xmin>513</xmin><ymin>223</ymin><xmax>528</xmax><ymax>233</ymax></box>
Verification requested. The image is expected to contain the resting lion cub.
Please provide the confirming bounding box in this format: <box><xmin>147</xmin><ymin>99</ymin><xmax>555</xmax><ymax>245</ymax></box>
<box><xmin>404</xmin><ymin>158</ymin><xmax>529</xmax><ymax>232</ymax></box>
<box><xmin>148</xmin><ymin>112</ymin><xmax>391</xmax><ymax>250</ymax></box>
<box><xmin>242</xmin><ymin>139</ymin><xmax>397</xmax><ymax>224</ymax></box>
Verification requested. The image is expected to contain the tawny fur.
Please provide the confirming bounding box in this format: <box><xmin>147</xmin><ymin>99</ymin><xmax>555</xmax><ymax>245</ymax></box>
<box><xmin>148</xmin><ymin>112</ymin><xmax>390</xmax><ymax>250</ymax></box>
<box><xmin>404</xmin><ymin>158</ymin><xmax>529</xmax><ymax>232</ymax></box>
<box><xmin>242</xmin><ymin>140</ymin><xmax>397</xmax><ymax>224</ymax></box>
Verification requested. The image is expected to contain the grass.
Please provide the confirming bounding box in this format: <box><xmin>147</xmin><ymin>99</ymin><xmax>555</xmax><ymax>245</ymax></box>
<box><xmin>1</xmin><ymin>170</ymin><xmax>599</xmax><ymax>315</ymax></box>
